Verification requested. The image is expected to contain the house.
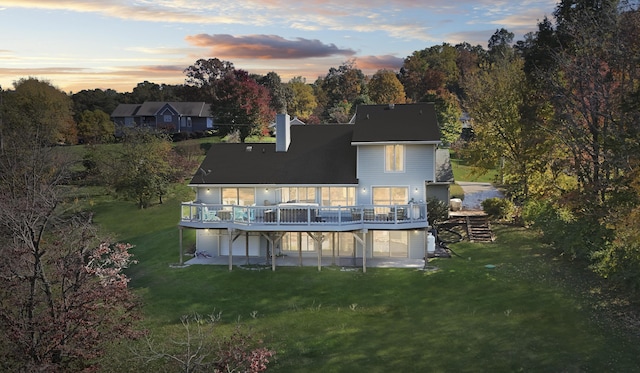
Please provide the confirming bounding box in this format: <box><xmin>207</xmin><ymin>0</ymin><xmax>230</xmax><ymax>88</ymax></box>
<box><xmin>179</xmin><ymin>103</ymin><xmax>452</xmax><ymax>271</ymax></box>
<box><xmin>111</xmin><ymin>101</ymin><xmax>214</xmax><ymax>133</ymax></box>
<box><xmin>269</xmin><ymin>116</ymin><xmax>305</xmax><ymax>135</ymax></box>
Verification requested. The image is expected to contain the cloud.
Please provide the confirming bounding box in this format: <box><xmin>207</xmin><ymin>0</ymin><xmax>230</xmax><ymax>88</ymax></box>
<box><xmin>354</xmin><ymin>55</ymin><xmax>404</xmax><ymax>71</ymax></box>
<box><xmin>185</xmin><ymin>34</ymin><xmax>356</xmax><ymax>59</ymax></box>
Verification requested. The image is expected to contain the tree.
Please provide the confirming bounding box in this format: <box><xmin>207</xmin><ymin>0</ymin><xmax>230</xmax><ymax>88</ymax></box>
<box><xmin>71</xmin><ymin>88</ymin><xmax>123</xmax><ymax>122</ymax></box>
<box><xmin>184</xmin><ymin>58</ymin><xmax>235</xmax><ymax>102</ymax></box>
<box><xmin>213</xmin><ymin>70</ymin><xmax>274</xmax><ymax>141</ymax></box>
<box><xmin>487</xmin><ymin>28</ymin><xmax>515</xmax><ymax>63</ymax></box>
<box><xmin>317</xmin><ymin>60</ymin><xmax>368</xmax><ymax>122</ymax></box>
<box><xmin>184</xmin><ymin>59</ymin><xmax>274</xmax><ymax>141</ymax></box>
<box><xmin>399</xmin><ymin>44</ymin><xmax>461</xmax><ymax>102</ymax></box>
<box><xmin>134</xmin><ymin>313</ymin><xmax>275</xmax><ymax>372</ymax></box>
<box><xmin>256</xmin><ymin>71</ymin><xmax>292</xmax><ymax>114</ymax></box>
<box><xmin>98</xmin><ymin>128</ymin><xmax>174</xmax><ymax>208</ymax></box>
<box><xmin>463</xmin><ymin>57</ymin><xmax>555</xmax><ymax>200</ymax></box>
<box><xmin>124</xmin><ymin>81</ymin><xmax>181</xmax><ymax>103</ymax></box>
<box><xmin>286</xmin><ymin>76</ymin><xmax>317</xmax><ymax>120</ymax></box>
<box><xmin>3</xmin><ymin>78</ymin><xmax>77</xmax><ymax>144</ymax></box>
<box><xmin>0</xmin><ymin>107</ymin><xmax>139</xmax><ymax>370</ymax></box>
<box><xmin>77</xmin><ymin>109</ymin><xmax>115</xmax><ymax>144</ymax></box>
<box><xmin>420</xmin><ymin>90</ymin><xmax>461</xmax><ymax>146</ymax></box>
<box><xmin>367</xmin><ymin>69</ymin><xmax>406</xmax><ymax>104</ymax></box>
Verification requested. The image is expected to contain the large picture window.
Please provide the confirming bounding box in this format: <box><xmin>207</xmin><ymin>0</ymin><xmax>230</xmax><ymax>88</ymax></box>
<box><xmin>373</xmin><ymin>231</ymin><xmax>408</xmax><ymax>257</ymax></box>
<box><xmin>280</xmin><ymin>187</ymin><xmax>316</xmax><ymax>203</ymax></box>
<box><xmin>385</xmin><ymin>145</ymin><xmax>404</xmax><ymax>172</ymax></box>
<box><xmin>321</xmin><ymin>187</ymin><xmax>356</xmax><ymax>206</ymax></box>
<box><xmin>222</xmin><ymin>188</ymin><xmax>255</xmax><ymax>206</ymax></box>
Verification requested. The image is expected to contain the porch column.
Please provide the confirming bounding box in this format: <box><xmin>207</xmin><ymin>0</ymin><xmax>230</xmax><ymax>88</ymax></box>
<box><xmin>298</xmin><ymin>232</ymin><xmax>302</xmax><ymax>266</ymax></box>
<box><xmin>331</xmin><ymin>232</ymin><xmax>336</xmax><ymax>266</ymax></box>
<box><xmin>351</xmin><ymin>230</ymin><xmax>366</xmax><ymax>272</ymax></box>
<box><xmin>362</xmin><ymin>229</ymin><xmax>368</xmax><ymax>273</ymax></box>
<box><xmin>179</xmin><ymin>226</ymin><xmax>184</xmax><ymax>265</ymax></box>
<box><xmin>228</xmin><ymin>228</ymin><xmax>234</xmax><ymax>271</ymax></box>
<box><xmin>261</xmin><ymin>232</ymin><xmax>283</xmax><ymax>271</ymax></box>
<box><xmin>308</xmin><ymin>232</ymin><xmax>324</xmax><ymax>272</ymax></box>
<box><xmin>245</xmin><ymin>232</ymin><xmax>250</xmax><ymax>265</ymax></box>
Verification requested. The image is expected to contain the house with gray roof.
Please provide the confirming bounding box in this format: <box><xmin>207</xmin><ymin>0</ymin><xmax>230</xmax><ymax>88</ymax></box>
<box><xmin>111</xmin><ymin>101</ymin><xmax>214</xmax><ymax>133</ymax></box>
<box><xmin>179</xmin><ymin>103</ymin><xmax>452</xmax><ymax>271</ymax></box>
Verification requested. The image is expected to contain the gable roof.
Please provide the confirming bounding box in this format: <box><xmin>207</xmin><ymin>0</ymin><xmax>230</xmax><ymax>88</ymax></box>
<box><xmin>352</xmin><ymin>102</ymin><xmax>441</xmax><ymax>143</ymax></box>
<box><xmin>192</xmin><ymin>124</ymin><xmax>357</xmax><ymax>185</ymax></box>
<box><xmin>111</xmin><ymin>104</ymin><xmax>141</xmax><ymax>117</ymax></box>
<box><xmin>111</xmin><ymin>102</ymin><xmax>212</xmax><ymax>118</ymax></box>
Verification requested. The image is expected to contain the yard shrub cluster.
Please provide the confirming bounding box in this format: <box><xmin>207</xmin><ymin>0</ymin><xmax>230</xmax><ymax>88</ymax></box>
<box><xmin>482</xmin><ymin>197</ymin><xmax>516</xmax><ymax>222</ymax></box>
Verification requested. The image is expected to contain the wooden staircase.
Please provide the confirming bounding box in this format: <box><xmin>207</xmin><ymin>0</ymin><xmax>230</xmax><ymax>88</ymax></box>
<box><xmin>466</xmin><ymin>214</ymin><xmax>495</xmax><ymax>242</ymax></box>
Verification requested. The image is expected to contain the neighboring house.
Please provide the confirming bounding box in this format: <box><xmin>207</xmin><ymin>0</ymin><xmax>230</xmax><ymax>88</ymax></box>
<box><xmin>179</xmin><ymin>103</ymin><xmax>452</xmax><ymax>271</ymax></box>
<box><xmin>111</xmin><ymin>101</ymin><xmax>214</xmax><ymax>133</ymax></box>
<box><xmin>269</xmin><ymin>116</ymin><xmax>305</xmax><ymax>134</ymax></box>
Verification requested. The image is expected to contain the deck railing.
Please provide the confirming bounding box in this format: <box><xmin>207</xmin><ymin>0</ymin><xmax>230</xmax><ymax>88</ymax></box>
<box><xmin>180</xmin><ymin>202</ymin><xmax>427</xmax><ymax>227</ymax></box>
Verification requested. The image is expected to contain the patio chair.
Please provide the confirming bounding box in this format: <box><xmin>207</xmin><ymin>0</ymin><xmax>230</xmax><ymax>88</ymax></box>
<box><xmin>363</xmin><ymin>208</ymin><xmax>375</xmax><ymax>221</ymax></box>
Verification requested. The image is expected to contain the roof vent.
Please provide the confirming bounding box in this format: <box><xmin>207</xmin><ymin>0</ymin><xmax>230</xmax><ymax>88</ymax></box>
<box><xmin>388</xmin><ymin>103</ymin><xmax>395</xmax><ymax>109</ymax></box>
<box><xmin>246</xmin><ymin>146</ymin><xmax>253</xmax><ymax>152</ymax></box>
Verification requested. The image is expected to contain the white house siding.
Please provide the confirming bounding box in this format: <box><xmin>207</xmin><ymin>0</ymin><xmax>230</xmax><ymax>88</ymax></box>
<box><xmin>221</xmin><ymin>234</ymin><xmax>262</xmax><ymax>256</ymax></box>
<box><xmin>356</xmin><ymin>144</ymin><xmax>435</xmax><ymax>204</ymax></box>
<box><xmin>196</xmin><ymin>229</ymin><xmax>220</xmax><ymax>257</ymax></box>
<box><xmin>196</xmin><ymin>229</ymin><xmax>265</xmax><ymax>257</ymax></box>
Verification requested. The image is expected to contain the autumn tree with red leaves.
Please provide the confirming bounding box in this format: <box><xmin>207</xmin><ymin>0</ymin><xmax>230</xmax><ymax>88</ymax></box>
<box><xmin>184</xmin><ymin>58</ymin><xmax>275</xmax><ymax>142</ymax></box>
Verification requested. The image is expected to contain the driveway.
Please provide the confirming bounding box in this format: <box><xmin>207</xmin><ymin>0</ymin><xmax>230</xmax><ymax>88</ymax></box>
<box><xmin>457</xmin><ymin>182</ymin><xmax>503</xmax><ymax>210</ymax></box>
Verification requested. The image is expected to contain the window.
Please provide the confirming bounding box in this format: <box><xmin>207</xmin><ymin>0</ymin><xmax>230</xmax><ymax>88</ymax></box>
<box><xmin>163</xmin><ymin>114</ymin><xmax>172</xmax><ymax>123</ymax></box>
<box><xmin>321</xmin><ymin>187</ymin><xmax>355</xmax><ymax>206</ymax></box>
<box><xmin>221</xmin><ymin>188</ymin><xmax>255</xmax><ymax>206</ymax></box>
<box><xmin>373</xmin><ymin>231</ymin><xmax>408</xmax><ymax>257</ymax></box>
<box><xmin>280</xmin><ymin>187</ymin><xmax>316</xmax><ymax>203</ymax></box>
<box><xmin>385</xmin><ymin>145</ymin><xmax>404</xmax><ymax>172</ymax></box>
<box><xmin>372</xmin><ymin>187</ymin><xmax>408</xmax><ymax>206</ymax></box>
<box><xmin>282</xmin><ymin>233</ymin><xmax>314</xmax><ymax>252</ymax></box>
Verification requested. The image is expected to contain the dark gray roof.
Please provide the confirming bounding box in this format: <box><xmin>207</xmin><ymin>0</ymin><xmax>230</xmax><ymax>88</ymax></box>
<box><xmin>192</xmin><ymin>124</ymin><xmax>357</xmax><ymax>185</ymax></box>
<box><xmin>435</xmin><ymin>148</ymin><xmax>454</xmax><ymax>183</ymax></box>
<box><xmin>111</xmin><ymin>102</ymin><xmax>212</xmax><ymax>117</ymax></box>
<box><xmin>352</xmin><ymin>103</ymin><xmax>441</xmax><ymax>143</ymax></box>
<box><xmin>111</xmin><ymin>104</ymin><xmax>141</xmax><ymax>117</ymax></box>
<box><xmin>137</xmin><ymin>102</ymin><xmax>211</xmax><ymax>117</ymax></box>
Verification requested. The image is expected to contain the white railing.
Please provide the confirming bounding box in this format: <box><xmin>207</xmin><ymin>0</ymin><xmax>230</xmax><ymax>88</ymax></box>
<box><xmin>180</xmin><ymin>202</ymin><xmax>428</xmax><ymax>227</ymax></box>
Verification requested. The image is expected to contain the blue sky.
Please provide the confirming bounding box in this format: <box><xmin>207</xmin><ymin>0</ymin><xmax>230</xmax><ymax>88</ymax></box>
<box><xmin>0</xmin><ymin>0</ymin><xmax>558</xmax><ymax>93</ymax></box>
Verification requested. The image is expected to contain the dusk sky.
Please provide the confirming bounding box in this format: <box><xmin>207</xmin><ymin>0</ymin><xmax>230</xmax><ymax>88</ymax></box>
<box><xmin>0</xmin><ymin>0</ymin><xmax>558</xmax><ymax>93</ymax></box>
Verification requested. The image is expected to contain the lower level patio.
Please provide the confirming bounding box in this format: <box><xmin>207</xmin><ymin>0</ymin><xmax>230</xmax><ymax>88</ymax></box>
<box><xmin>184</xmin><ymin>254</ymin><xmax>428</xmax><ymax>269</ymax></box>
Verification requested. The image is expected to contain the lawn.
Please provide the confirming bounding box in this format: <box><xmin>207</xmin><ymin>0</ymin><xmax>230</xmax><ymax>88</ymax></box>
<box><xmin>92</xmin><ymin>193</ymin><xmax>640</xmax><ymax>372</ymax></box>
<box><xmin>450</xmin><ymin>155</ymin><xmax>498</xmax><ymax>183</ymax></box>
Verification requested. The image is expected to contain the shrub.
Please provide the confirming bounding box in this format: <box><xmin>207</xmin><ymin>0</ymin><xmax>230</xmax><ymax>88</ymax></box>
<box><xmin>482</xmin><ymin>197</ymin><xmax>515</xmax><ymax>221</ymax></box>
<box><xmin>426</xmin><ymin>197</ymin><xmax>449</xmax><ymax>226</ymax></box>
<box><xmin>522</xmin><ymin>200</ymin><xmax>612</xmax><ymax>261</ymax></box>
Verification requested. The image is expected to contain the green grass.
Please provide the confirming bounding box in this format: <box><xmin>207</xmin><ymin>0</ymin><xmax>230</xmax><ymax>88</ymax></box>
<box><xmin>451</xmin><ymin>156</ymin><xmax>498</xmax><ymax>183</ymax></box>
<box><xmin>90</xmin><ymin>195</ymin><xmax>640</xmax><ymax>372</ymax></box>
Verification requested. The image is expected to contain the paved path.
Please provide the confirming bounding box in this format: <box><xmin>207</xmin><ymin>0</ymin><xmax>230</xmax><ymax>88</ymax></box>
<box><xmin>457</xmin><ymin>182</ymin><xmax>503</xmax><ymax>210</ymax></box>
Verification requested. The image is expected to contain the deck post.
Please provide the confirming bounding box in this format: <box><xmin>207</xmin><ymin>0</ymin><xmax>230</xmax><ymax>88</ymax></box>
<box><xmin>298</xmin><ymin>232</ymin><xmax>302</xmax><ymax>266</ymax></box>
<box><xmin>179</xmin><ymin>226</ymin><xmax>183</xmax><ymax>265</ymax></box>
<box><xmin>245</xmin><ymin>232</ymin><xmax>249</xmax><ymax>265</ymax></box>
<box><xmin>331</xmin><ymin>232</ymin><xmax>336</xmax><ymax>266</ymax></box>
<box><xmin>228</xmin><ymin>228</ymin><xmax>233</xmax><ymax>271</ymax></box>
<box><xmin>362</xmin><ymin>229</ymin><xmax>368</xmax><ymax>273</ymax></box>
